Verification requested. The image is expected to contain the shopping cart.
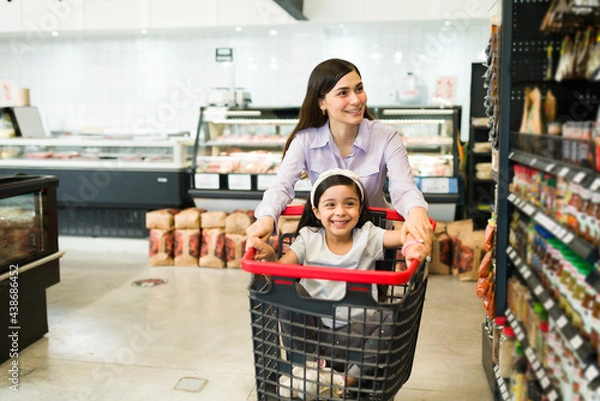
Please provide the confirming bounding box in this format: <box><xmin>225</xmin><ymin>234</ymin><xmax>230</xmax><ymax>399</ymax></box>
<box><xmin>242</xmin><ymin>205</ymin><xmax>435</xmax><ymax>401</ymax></box>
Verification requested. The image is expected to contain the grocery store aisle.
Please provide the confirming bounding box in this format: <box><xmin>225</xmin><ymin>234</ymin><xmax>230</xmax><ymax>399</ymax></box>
<box><xmin>0</xmin><ymin>237</ymin><xmax>493</xmax><ymax>401</ymax></box>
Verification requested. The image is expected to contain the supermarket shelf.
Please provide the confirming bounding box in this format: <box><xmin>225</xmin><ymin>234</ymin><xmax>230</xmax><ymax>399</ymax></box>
<box><xmin>504</xmin><ymin>308</ymin><xmax>561</xmax><ymax>401</ymax></box>
<box><xmin>509</xmin><ymin>150</ymin><xmax>600</xmax><ymax>191</ymax></box>
<box><xmin>493</xmin><ymin>365</ymin><xmax>511</xmax><ymax>401</ymax></box>
<box><xmin>507</xmin><ymin>247</ymin><xmax>600</xmax><ymax>394</ymax></box>
<box><xmin>507</xmin><ymin>192</ymin><xmax>598</xmax><ymax>262</ymax></box>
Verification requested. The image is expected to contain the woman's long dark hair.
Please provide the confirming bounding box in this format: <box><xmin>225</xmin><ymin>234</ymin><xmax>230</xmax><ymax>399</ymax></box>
<box><xmin>296</xmin><ymin>175</ymin><xmax>372</xmax><ymax>235</ymax></box>
<box><xmin>282</xmin><ymin>58</ymin><xmax>374</xmax><ymax>159</ymax></box>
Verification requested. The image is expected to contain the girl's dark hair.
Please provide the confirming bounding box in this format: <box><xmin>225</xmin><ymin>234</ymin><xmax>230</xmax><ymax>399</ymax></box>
<box><xmin>283</xmin><ymin>58</ymin><xmax>374</xmax><ymax>159</ymax></box>
<box><xmin>296</xmin><ymin>175</ymin><xmax>372</xmax><ymax>234</ymax></box>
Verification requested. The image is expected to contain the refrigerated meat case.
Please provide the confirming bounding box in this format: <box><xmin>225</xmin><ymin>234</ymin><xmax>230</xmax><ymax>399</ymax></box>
<box><xmin>189</xmin><ymin>105</ymin><xmax>463</xmax><ymax>222</ymax></box>
<box><xmin>0</xmin><ymin>174</ymin><xmax>63</xmax><ymax>364</ymax></box>
<box><xmin>0</xmin><ymin>135</ymin><xmax>195</xmax><ymax>237</ymax></box>
<box><xmin>482</xmin><ymin>1</ymin><xmax>600</xmax><ymax>400</ymax></box>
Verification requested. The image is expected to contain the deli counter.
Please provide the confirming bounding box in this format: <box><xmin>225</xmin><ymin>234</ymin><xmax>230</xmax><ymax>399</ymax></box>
<box><xmin>0</xmin><ymin>136</ymin><xmax>195</xmax><ymax>237</ymax></box>
<box><xmin>189</xmin><ymin>106</ymin><xmax>462</xmax><ymax>221</ymax></box>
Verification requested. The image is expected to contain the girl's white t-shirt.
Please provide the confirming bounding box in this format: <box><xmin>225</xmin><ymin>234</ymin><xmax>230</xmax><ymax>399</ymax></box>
<box><xmin>290</xmin><ymin>221</ymin><xmax>386</xmax><ymax>328</ymax></box>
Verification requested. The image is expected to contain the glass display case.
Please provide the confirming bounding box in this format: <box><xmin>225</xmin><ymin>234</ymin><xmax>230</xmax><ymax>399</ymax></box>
<box><xmin>0</xmin><ymin>174</ymin><xmax>63</xmax><ymax>364</ymax></box>
<box><xmin>190</xmin><ymin>106</ymin><xmax>462</xmax><ymax>221</ymax></box>
<box><xmin>0</xmin><ymin>137</ymin><xmax>194</xmax><ymax>171</ymax></box>
<box><xmin>0</xmin><ymin>136</ymin><xmax>195</xmax><ymax>237</ymax></box>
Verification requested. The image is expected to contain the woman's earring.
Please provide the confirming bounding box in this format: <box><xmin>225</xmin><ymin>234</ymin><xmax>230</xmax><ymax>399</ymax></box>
<box><xmin>321</xmin><ymin>108</ymin><xmax>326</xmax><ymax>116</ymax></box>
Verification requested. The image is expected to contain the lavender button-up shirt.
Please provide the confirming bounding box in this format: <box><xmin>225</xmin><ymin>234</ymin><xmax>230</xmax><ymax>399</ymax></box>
<box><xmin>255</xmin><ymin>119</ymin><xmax>428</xmax><ymax>220</ymax></box>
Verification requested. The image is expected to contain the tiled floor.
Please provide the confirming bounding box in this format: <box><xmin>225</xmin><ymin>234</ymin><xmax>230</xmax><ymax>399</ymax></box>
<box><xmin>0</xmin><ymin>237</ymin><xmax>494</xmax><ymax>400</ymax></box>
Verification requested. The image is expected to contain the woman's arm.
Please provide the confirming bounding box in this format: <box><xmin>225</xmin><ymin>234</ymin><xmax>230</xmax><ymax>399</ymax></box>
<box><xmin>382</xmin><ymin>128</ymin><xmax>433</xmax><ymax>250</ymax></box>
<box><xmin>248</xmin><ymin>137</ymin><xmax>307</xmax><ymax>241</ymax></box>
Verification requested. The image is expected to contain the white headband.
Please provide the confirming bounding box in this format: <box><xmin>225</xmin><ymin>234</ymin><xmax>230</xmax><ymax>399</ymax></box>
<box><xmin>310</xmin><ymin>168</ymin><xmax>364</xmax><ymax>206</ymax></box>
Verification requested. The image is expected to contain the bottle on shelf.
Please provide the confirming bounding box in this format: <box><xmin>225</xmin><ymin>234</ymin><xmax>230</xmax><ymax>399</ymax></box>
<box><xmin>510</xmin><ymin>341</ymin><xmax>528</xmax><ymax>401</ymax></box>
<box><xmin>499</xmin><ymin>325</ymin><xmax>517</xmax><ymax>379</ymax></box>
<box><xmin>493</xmin><ymin>316</ymin><xmax>508</xmax><ymax>365</ymax></box>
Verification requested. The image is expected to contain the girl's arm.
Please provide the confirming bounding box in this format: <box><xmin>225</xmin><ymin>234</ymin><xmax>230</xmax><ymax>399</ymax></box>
<box><xmin>247</xmin><ymin>237</ymin><xmax>300</xmax><ymax>264</ymax></box>
<box><xmin>382</xmin><ymin>229</ymin><xmax>429</xmax><ymax>265</ymax></box>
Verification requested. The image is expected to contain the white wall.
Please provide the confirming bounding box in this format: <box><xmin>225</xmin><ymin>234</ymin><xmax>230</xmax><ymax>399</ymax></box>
<box><xmin>0</xmin><ymin>19</ymin><xmax>491</xmax><ymax>140</ymax></box>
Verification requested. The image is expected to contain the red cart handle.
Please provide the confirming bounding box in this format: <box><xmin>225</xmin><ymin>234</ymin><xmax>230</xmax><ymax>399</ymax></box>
<box><xmin>242</xmin><ymin>248</ymin><xmax>421</xmax><ymax>286</ymax></box>
<box><xmin>242</xmin><ymin>206</ymin><xmax>436</xmax><ymax>286</ymax></box>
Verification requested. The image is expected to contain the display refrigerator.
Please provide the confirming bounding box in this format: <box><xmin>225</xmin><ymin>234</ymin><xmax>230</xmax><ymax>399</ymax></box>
<box><xmin>0</xmin><ymin>174</ymin><xmax>63</xmax><ymax>364</ymax></box>
<box><xmin>189</xmin><ymin>106</ymin><xmax>463</xmax><ymax>222</ymax></box>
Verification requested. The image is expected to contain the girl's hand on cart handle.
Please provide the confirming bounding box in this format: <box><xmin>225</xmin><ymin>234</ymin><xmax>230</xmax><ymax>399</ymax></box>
<box><xmin>403</xmin><ymin>240</ymin><xmax>429</xmax><ymax>267</ymax></box>
<box><xmin>247</xmin><ymin>237</ymin><xmax>278</xmax><ymax>262</ymax></box>
<box><xmin>246</xmin><ymin>216</ymin><xmax>276</xmax><ymax>246</ymax></box>
<box><xmin>400</xmin><ymin>207</ymin><xmax>433</xmax><ymax>254</ymax></box>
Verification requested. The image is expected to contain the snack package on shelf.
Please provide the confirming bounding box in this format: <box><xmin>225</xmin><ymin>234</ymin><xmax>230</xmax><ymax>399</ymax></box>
<box><xmin>225</xmin><ymin>233</ymin><xmax>247</xmax><ymax>268</ymax></box>
<box><xmin>146</xmin><ymin>208</ymin><xmax>180</xmax><ymax>230</ymax></box>
<box><xmin>200</xmin><ymin>228</ymin><xmax>226</xmax><ymax>268</ymax></box>
<box><xmin>225</xmin><ymin>211</ymin><xmax>254</xmax><ymax>235</ymax></box>
<box><xmin>174</xmin><ymin>208</ymin><xmax>206</xmax><ymax>229</ymax></box>
<box><xmin>174</xmin><ymin>229</ymin><xmax>201</xmax><ymax>267</ymax></box>
<box><xmin>149</xmin><ymin>228</ymin><xmax>174</xmax><ymax>266</ymax></box>
<box><xmin>201</xmin><ymin>211</ymin><xmax>228</xmax><ymax>229</ymax></box>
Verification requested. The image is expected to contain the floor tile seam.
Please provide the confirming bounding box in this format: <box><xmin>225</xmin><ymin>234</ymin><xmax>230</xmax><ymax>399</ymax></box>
<box><xmin>20</xmin><ymin>356</ymin><xmax>257</xmax><ymax>377</ymax></box>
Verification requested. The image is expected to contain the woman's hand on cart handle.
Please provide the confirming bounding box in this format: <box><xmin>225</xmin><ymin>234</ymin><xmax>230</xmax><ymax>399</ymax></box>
<box><xmin>247</xmin><ymin>237</ymin><xmax>278</xmax><ymax>262</ymax></box>
<box><xmin>246</xmin><ymin>216</ymin><xmax>276</xmax><ymax>246</ymax></box>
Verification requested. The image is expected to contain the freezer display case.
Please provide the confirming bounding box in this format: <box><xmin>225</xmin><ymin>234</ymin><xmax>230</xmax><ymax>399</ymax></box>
<box><xmin>0</xmin><ymin>174</ymin><xmax>63</xmax><ymax>364</ymax></box>
<box><xmin>190</xmin><ymin>106</ymin><xmax>462</xmax><ymax>221</ymax></box>
<box><xmin>0</xmin><ymin>136</ymin><xmax>195</xmax><ymax>237</ymax></box>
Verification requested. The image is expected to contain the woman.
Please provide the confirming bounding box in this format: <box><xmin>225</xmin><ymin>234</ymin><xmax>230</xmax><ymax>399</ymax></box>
<box><xmin>247</xmin><ymin>58</ymin><xmax>432</xmax><ymax>250</ymax></box>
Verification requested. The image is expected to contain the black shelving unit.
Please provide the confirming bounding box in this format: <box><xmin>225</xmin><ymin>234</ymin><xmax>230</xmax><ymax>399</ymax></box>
<box><xmin>466</xmin><ymin>62</ymin><xmax>495</xmax><ymax>229</ymax></box>
<box><xmin>489</xmin><ymin>1</ymin><xmax>600</xmax><ymax>399</ymax></box>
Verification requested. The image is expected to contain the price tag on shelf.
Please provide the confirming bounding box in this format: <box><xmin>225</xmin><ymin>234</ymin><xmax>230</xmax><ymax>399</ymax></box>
<box><xmin>535</xmin><ymin>214</ymin><xmax>557</xmax><ymax>232</ymax></box>
<box><xmin>585</xmin><ymin>364</ymin><xmax>600</xmax><ymax>381</ymax></box>
<box><xmin>558</xmin><ymin>166</ymin><xmax>569</xmax><ymax>177</ymax></box>
<box><xmin>534</xmin><ymin>285</ymin><xmax>544</xmax><ymax>296</ymax></box>
<box><xmin>556</xmin><ymin>314</ymin><xmax>568</xmax><ymax>329</ymax></box>
<box><xmin>539</xmin><ymin>376</ymin><xmax>551</xmax><ymax>390</ymax></box>
<box><xmin>525</xmin><ymin>347</ymin><xmax>535</xmax><ymax>360</ymax></box>
<box><xmin>530</xmin><ymin>158</ymin><xmax>538</xmax><ymax>166</ymax></box>
<box><xmin>544</xmin><ymin>298</ymin><xmax>555</xmax><ymax>311</ymax></box>
<box><xmin>418</xmin><ymin>177</ymin><xmax>451</xmax><ymax>193</ymax></box>
<box><xmin>561</xmin><ymin>232</ymin><xmax>575</xmax><ymax>244</ymax></box>
<box><xmin>228</xmin><ymin>174</ymin><xmax>252</xmax><ymax>190</ymax></box>
<box><xmin>256</xmin><ymin>174</ymin><xmax>277</xmax><ymax>190</ymax></box>
<box><xmin>531</xmin><ymin>358</ymin><xmax>541</xmax><ymax>371</ymax></box>
<box><xmin>522</xmin><ymin>268</ymin><xmax>532</xmax><ymax>280</ymax></box>
<box><xmin>514</xmin><ymin>326</ymin><xmax>524</xmax><ymax>340</ymax></box>
<box><xmin>194</xmin><ymin>173</ymin><xmax>220</xmax><ymax>189</ymax></box>
<box><xmin>548</xmin><ymin>390</ymin><xmax>559</xmax><ymax>401</ymax></box>
<box><xmin>522</xmin><ymin>204</ymin><xmax>535</xmax><ymax>216</ymax></box>
<box><xmin>573</xmin><ymin>171</ymin><xmax>586</xmax><ymax>184</ymax></box>
<box><xmin>545</xmin><ymin>163</ymin><xmax>555</xmax><ymax>172</ymax></box>
<box><xmin>570</xmin><ymin>335</ymin><xmax>583</xmax><ymax>350</ymax></box>
<box><xmin>591</xmin><ymin>177</ymin><xmax>600</xmax><ymax>191</ymax></box>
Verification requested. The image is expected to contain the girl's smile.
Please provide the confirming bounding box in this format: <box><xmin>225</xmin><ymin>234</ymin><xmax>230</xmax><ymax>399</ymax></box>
<box><xmin>313</xmin><ymin>184</ymin><xmax>362</xmax><ymax>244</ymax></box>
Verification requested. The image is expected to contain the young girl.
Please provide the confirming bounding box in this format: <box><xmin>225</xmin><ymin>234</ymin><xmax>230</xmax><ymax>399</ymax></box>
<box><xmin>248</xmin><ymin>168</ymin><xmax>429</xmax><ymax>395</ymax></box>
